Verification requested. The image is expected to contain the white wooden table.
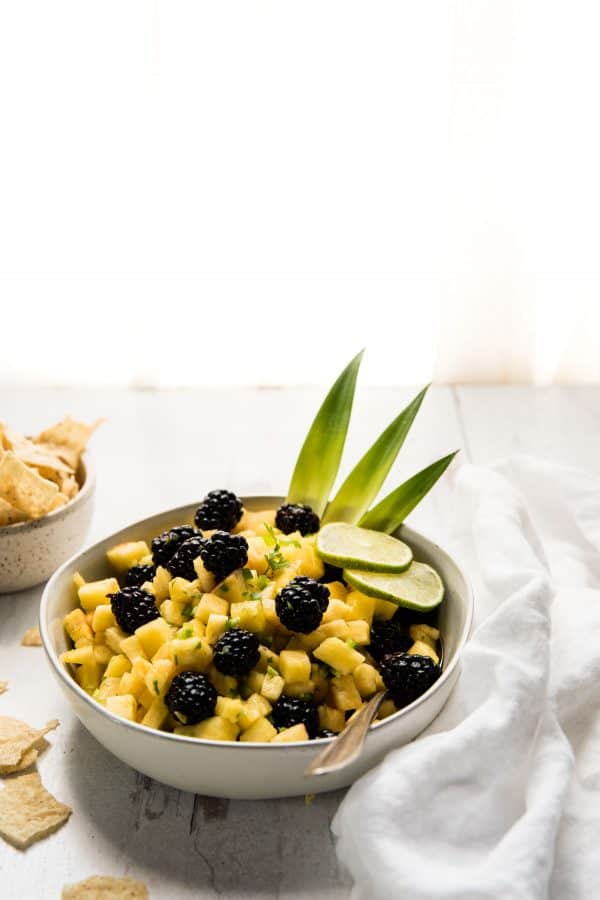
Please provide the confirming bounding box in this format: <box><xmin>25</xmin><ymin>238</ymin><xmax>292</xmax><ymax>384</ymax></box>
<box><xmin>1</xmin><ymin>385</ymin><xmax>598</xmax><ymax>899</ymax></box>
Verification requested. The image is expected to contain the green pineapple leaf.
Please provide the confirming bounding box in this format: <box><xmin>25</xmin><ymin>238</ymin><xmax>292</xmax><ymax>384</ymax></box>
<box><xmin>323</xmin><ymin>385</ymin><xmax>429</xmax><ymax>525</ymax></box>
<box><xmin>359</xmin><ymin>451</ymin><xmax>459</xmax><ymax>533</ymax></box>
<box><xmin>287</xmin><ymin>350</ymin><xmax>364</xmax><ymax>516</ymax></box>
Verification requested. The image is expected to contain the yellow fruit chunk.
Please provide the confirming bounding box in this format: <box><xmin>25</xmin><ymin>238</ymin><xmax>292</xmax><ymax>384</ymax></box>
<box><xmin>216</xmin><ymin>570</ymin><xmax>247</xmax><ymax>604</ymax></box>
<box><xmin>141</xmin><ymin>698</ymin><xmax>169</xmax><ymax>729</ymax></box>
<box><xmin>104</xmin><ymin>654</ymin><xmax>131</xmax><ymax>678</ymax></box>
<box><xmin>327</xmin><ymin>581</ymin><xmax>348</xmax><ymax>601</ymax></box>
<box><xmin>188</xmin><ymin>716</ymin><xmax>240</xmax><ymax>741</ymax></box>
<box><xmin>245</xmin><ymin>536</ymin><xmax>269</xmax><ymax>574</ymax></box>
<box><xmin>168</xmin><ymin>576</ymin><xmax>201</xmax><ymax>604</ymax></box>
<box><xmin>91</xmin><ymin>604</ymin><xmax>116</xmax><ymax>633</ymax></box>
<box><xmin>284</xmin><ymin>681</ymin><xmax>315</xmax><ymax>698</ymax></box>
<box><xmin>346</xmin><ymin>620</ymin><xmax>370</xmax><ymax>646</ymax></box>
<box><xmin>215</xmin><ymin>696</ymin><xmax>244</xmax><ymax>723</ymax></box>
<box><xmin>321</xmin><ymin>599</ymin><xmax>351</xmax><ymax>623</ymax></box>
<box><xmin>353</xmin><ymin>662</ymin><xmax>381</xmax><ymax>698</ymax></box>
<box><xmin>409</xmin><ymin>624</ymin><xmax>440</xmax><ymax>648</ymax></box>
<box><xmin>313</xmin><ymin>637</ymin><xmax>365</xmax><ymax>675</ymax></box>
<box><xmin>104</xmin><ymin>625</ymin><xmax>127</xmax><ymax>654</ymax></box>
<box><xmin>135</xmin><ymin>617</ymin><xmax>173</xmax><ymax>659</ymax></box>
<box><xmin>173</xmin><ymin>637</ymin><xmax>213</xmax><ymax>671</ymax></box>
<box><xmin>374</xmin><ymin>598</ymin><xmax>398</xmax><ymax>620</ymax></box>
<box><xmin>246</xmin><ymin>670</ymin><xmax>265</xmax><ymax>694</ymax></box>
<box><xmin>94</xmin><ymin>677</ymin><xmax>121</xmax><ymax>701</ymax></box>
<box><xmin>235</xmin><ymin>509</ymin><xmax>276</xmax><ymax>535</ymax></box>
<box><xmin>106</xmin><ymin>541</ymin><xmax>150</xmax><ymax>572</ymax></box>
<box><xmin>261</xmin><ymin>668</ymin><xmax>285</xmax><ymax>702</ymax></box>
<box><xmin>229</xmin><ymin>600</ymin><xmax>266</xmax><ymax>634</ymax></box>
<box><xmin>207</xmin><ymin>666</ymin><xmax>237</xmax><ymax>697</ymax></box>
<box><xmin>408</xmin><ymin>640</ymin><xmax>439</xmax><ymax>665</ymax></box>
<box><xmin>151</xmin><ymin>567</ymin><xmax>172</xmax><ymax>601</ymax></box>
<box><xmin>347</xmin><ymin>591</ymin><xmax>376</xmax><ymax>625</ymax></box>
<box><xmin>145</xmin><ymin>659</ymin><xmax>175</xmax><ymax>698</ymax></box>
<box><xmin>240</xmin><ymin>716</ymin><xmax>277</xmax><ymax>743</ymax></box>
<box><xmin>377</xmin><ymin>698</ymin><xmax>398</xmax><ymax>720</ymax></box>
<box><xmin>72</xmin><ymin>571</ymin><xmax>86</xmax><ymax>589</ymax></box>
<box><xmin>238</xmin><ymin>694</ymin><xmax>272</xmax><ymax>730</ymax></box>
<box><xmin>64</xmin><ymin>608</ymin><xmax>93</xmax><ymax>645</ymax></box>
<box><xmin>330</xmin><ymin>674</ymin><xmax>363</xmax><ymax>711</ymax></box>
<box><xmin>106</xmin><ymin>694</ymin><xmax>137</xmax><ymax>721</ymax></box>
<box><xmin>93</xmin><ymin>645</ymin><xmax>113</xmax><ymax>666</ymax></box>
<box><xmin>120</xmin><ymin>634</ymin><xmax>149</xmax><ymax>664</ymax></box>
<box><xmin>160</xmin><ymin>599</ymin><xmax>187</xmax><ymax>626</ymax></box>
<box><xmin>271</xmin><ymin>723</ymin><xmax>309</xmax><ymax>742</ymax></box>
<box><xmin>261</xmin><ymin>596</ymin><xmax>281</xmax><ymax>630</ymax></box>
<box><xmin>256</xmin><ymin>646</ymin><xmax>280</xmax><ymax>673</ymax></box>
<box><xmin>78</xmin><ymin>578</ymin><xmax>120</xmax><ymax>612</ymax></box>
<box><xmin>205</xmin><ymin>613</ymin><xmax>228</xmax><ymax>645</ymax></box>
<box><xmin>193</xmin><ymin>558</ymin><xmax>216</xmax><ymax>592</ymax></box>
<box><xmin>318</xmin><ymin>705</ymin><xmax>345</xmax><ymax>733</ymax></box>
<box><xmin>118</xmin><ymin>671</ymin><xmax>145</xmax><ymax>698</ymax></box>
<box><xmin>195</xmin><ymin>593</ymin><xmax>229</xmax><ymax>624</ymax></box>
<box><xmin>62</xmin><ymin>644</ymin><xmax>102</xmax><ymax>691</ymax></box>
<box><xmin>279</xmin><ymin>650</ymin><xmax>311</xmax><ymax>684</ymax></box>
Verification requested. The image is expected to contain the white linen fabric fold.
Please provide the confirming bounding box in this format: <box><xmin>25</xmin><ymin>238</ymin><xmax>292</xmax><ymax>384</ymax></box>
<box><xmin>332</xmin><ymin>457</ymin><xmax>600</xmax><ymax>899</ymax></box>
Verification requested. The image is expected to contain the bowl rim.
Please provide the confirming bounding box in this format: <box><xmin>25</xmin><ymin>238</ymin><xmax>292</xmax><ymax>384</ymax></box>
<box><xmin>40</xmin><ymin>497</ymin><xmax>474</xmax><ymax>751</ymax></box>
<box><xmin>0</xmin><ymin>450</ymin><xmax>95</xmax><ymax>535</ymax></box>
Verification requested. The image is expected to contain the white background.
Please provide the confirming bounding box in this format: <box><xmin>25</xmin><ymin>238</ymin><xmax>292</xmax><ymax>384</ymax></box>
<box><xmin>1</xmin><ymin>1</ymin><xmax>599</xmax><ymax>387</ymax></box>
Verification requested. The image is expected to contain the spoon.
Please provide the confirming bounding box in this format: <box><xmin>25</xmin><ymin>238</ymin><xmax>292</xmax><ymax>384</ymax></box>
<box><xmin>305</xmin><ymin>641</ymin><xmax>444</xmax><ymax>777</ymax></box>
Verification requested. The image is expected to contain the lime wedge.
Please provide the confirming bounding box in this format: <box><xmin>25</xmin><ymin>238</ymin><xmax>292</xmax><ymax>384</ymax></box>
<box><xmin>343</xmin><ymin>561</ymin><xmax>444</xmax><ymax>610</ymax></box>
<box><xmin>316</xmin><ymin>522</ymin><xmax>413</xmax><ymax>572</ymax></box>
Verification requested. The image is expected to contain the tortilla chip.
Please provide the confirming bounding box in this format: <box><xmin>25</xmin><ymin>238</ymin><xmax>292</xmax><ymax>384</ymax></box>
<box><xmin>21</xmin><ymin>627</ymin><xmax>42</xmax><ymax>647</ymax></box>
<box><xmin>61</xmin><ymin>875</ymin><xmax>149</xmax><ymax>899</ymax></box>
<box><xmin>0</xmin><ymin>497</ymin><xmax>28</xmax><ymax>527</ymax></box>
<box><xmin>0</xmin><ymin>717</ymin><xmax>58</xmax><ymax>767</ymax></box>
<box><xmin>59</xmin><ymin>473</ymin><xmax>80</xmax><ymax>499</ymax></box>
<box><xmin>0</xmin><ymin>453</ymin><xmax>59</xmax><ymax>518</ymax></box>
<box><xmin>0</xmin><ymin>771</ymin><xmax>71</xmax><ymax>849</ymax></box>
<box><xmin>35</xmin><ymin>417</ymin><xmax>102</xmax><ymax>456</ymax></box>
<box><xmin>17</xmin><ymin>445</ymin><xmax>74</xmax><ymax>477</ymax></box>
<box><xmin>0</xmin><ymin>747</ymin><xmax>39</xmax><ymax>775</ymax></box>
<box><xmin>0</xmin><ymin>682</ymin><xmax>7</xmax><ymax>694</ymax></box>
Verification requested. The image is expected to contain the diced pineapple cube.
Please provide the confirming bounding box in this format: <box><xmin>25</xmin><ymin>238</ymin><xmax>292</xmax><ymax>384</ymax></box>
<box><xmin>62</xmin><ymin>644</ymin><xmax>102</xmax><ymax>691</ymax></box>
<box><xmin>208</xmin><ymin>666</ymin><xmax>237</xmax><ymax>697</ymax></box>
<box><xmin>240</xmin><ymin>716</ymin><xmax>277</xmax><ymax>743</ymax></box>
<box><xmin>93</xmin><ymin>644</ymin><xmax>113</xmax><ymax>666</ymax></box>
<box><xmin>205</xmin><ymin>613</ymin><xmax>228</xmax><ymax>645</ymax></box>
<box><xmin>261</xmin><ymin>596</ymin><xmax>281</xmax><ymax>630</ymax></box>
<box><xmin>279</xmin><ymin>650</ymin><xmax>311</xmax><ymax>684</ymax></box>
<box><xmin>169</xmin><ymin>576</ymin><xmax>201</xmax><ymax>604</ymax></box>
<box><xmin>105</xmin><ymin>654</ymin><xmax>131</xmax><ymax>678</ymax></box>
<box><xmin>310</xmin><ymin>663</ymin><xmax>330</xmax><ymax>703</ymax></box>
<box><xmin>321</xmin><ymin>599</ymin><xmax>351</xmax><ymax>622</ymax></box>
<box><xmin>120</xmin><ymin>634</ymin><xmax>149</xmax><ymax>664</ymax></box>
<box><xmin>374</xmin><ymin>598</ymin><xmax>398</xmax><ymax>620</ymax></box>
<box><xmin>353</xmin><ymin>662</ymin><xmax>380</xmax><ymax>697</ymax></box>
<box><xmin>118</xmin><ymin>670</ymin><xmax>145</xmax><ymax>698</ymax></box>
<box><xmin>215</xmin><ymin>696</ymin><xmax>243</xmax><ymax>723</ymax></box>
<box><xmin>64</xmin><ymin>608</ymin><xmax>93</xmax><ymax>645</ymax></box>
<box><xmin>91</xmin><ymin>604</ymin><xmax>116</xmax><ymax>633</ymax></box>
<box><xmin>151</xmin><ymin>567</ymin><xmax>172</xmax><ymax>601</ymax></box>
<box><xmin>145</xmin><ymin>659</ymin><xmax>175</xmax><ymax>698</ymax></box>
<box><xmin>408</xmin><ymin>640</ymin><xmax>439</xmax><ymax>665</ymax></box>
<box><xmin>314</xmin><ymin>637</ymin><xmax>365</xmax><ymax>675</ymax></box>
<box><xmin>160</xmin><ymin>599</ymin><xmax>187</xmax><ymax>626</ymax></box>
<box><xmin>246</xmin><ymin>670</ymin><xmax>265</xmax><ymax>694</ymax></box>
<box><xmin>256</xmin><ymin>646</ymin><xmax>280</xmax><ymax>673</ymax></box>
<box><xmin>216</xmin><ymin>570</ymin><xmax>247</xmax><ymax>604</ymax></box>
<box><xmin>72</xmin><ymin>571</ymin><xmax>86</xmax><ymax>589</ymax></box>
<box><xmin>330</xmin><ymin>674</ymin><xmax>363</xmax><ymax>711</ymax></box>
<box><xmin>318</xmin><ymin>705</ymin><xmax>345</xmax><ymax>733</ymax></box>
<box><xmin>235</xmin><ymin>509</ymin><xmax>276</xmax><ymax>535</ymax></box>
<box><xmin>347</xmin><ymin>591</ymin><xmax>376</xmax><ymax>625</ymax></box>
<box><xmin>346</xmin><ymin>620</ymin><xmax>370</xmax><ymax>645</ymax></box>
<box><xmin>94</xmin><ymin>677</ymin><xmax>121</xmax><ymax>701</ymax></box>
<box><xmin>271</xmin><ymin>723</ymin><xmax>309</xmax><ymax>742</ymax></box>
<box><xmin>104</xmin><ymin>625</ymin><xmax>128</xmax><ymax>654</ymax></box>
<box><xmin>78</xmin><ymin>578</ymin><xmax>120</xmax><ymax>612</ymax></box>
<box><xmin>135</xmin><ymin>617</ymin><xmax>173</xmax><ymax>659</ymax></box>
<box><xmin>171</xmin><ymin>637</ymin><xmax>213</xmax><ymax>671</ymax></box>
<box><xmin>260</xmin><ymin>667</ymin><xmax>285</xmax><ymax>702</ymax></box>
<box><xmin>193</xmin><ymin>558</ymin><xmax>216</xmax><ymax>592</ymax></box>
<box><xmin>327</xmin><ymin>581</ymin><xmax>348</xmax><ymax>601</ymax></box>
<box><xmin>377</xmin><ymin>698</ymin><xmax>398</xmax><ymax>720</ymax></box>
<box><xmin>284</xmin><ymin>636</ymin><xmax>304</xmax><ymax>651</ymax></box>
<box><xmin>245</xmin><ymin>536</ymin><xmax>269</xmax><ymax>574</ymax></box>
<box><xmin>141</xmin><ymin>698</ymin><xmax>169</xmax><ymax>729</ymax></box>
<box><xmin>195</xmin><ymin>593</ymin><xmax>229</xmax><ymax>624</ymax></box>
<box><xmin>283</xmin><ymin>681</ymin><xmax>315</xmax><ymax>698</ymax></box>
<box><xmin>409</xmin><ymin>624</ymin><xmax>440</xmax><ymax>647</ymax></box>
<box><xmin>238</xmin><ymin>693</ymin><xmax>272</xmax><ymax>730</ymax></box>
<box><xmin>295</xmin><ymin>538</ymin><xmax>325</xmax><ymax>579</ymax></box>
<box><xmin>106</xmin><ymin>694</ymin><xmax>137</xmax><ymax>721</ymax></box>
<box><xmin>138</xmin><ymin>687</ymin><xmax>155</xmax><ymax>710</ymax></box>
<box><xmin>229</xmin><ymin>600</ymin><xmax>267</xmax><ymax>635</ymax></box>
<box><xmin>192</xmin><ymin>716</ymin><xmax>240</xmax><ymax>741</ymax></box>
<box><xmin>106</xmin><ymin>541</ymin><xmax>150</xmax><ymax>572</ymax></box>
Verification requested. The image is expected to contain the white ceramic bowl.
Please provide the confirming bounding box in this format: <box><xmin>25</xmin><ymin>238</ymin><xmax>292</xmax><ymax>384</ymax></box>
<box><xmin>40</xmin><ymin>497</ymin><xmax>473</xmax><ymax>799</ymax></box>
<box><xmin>0</xmin><ymin>454</ymin><xmax>95</xmax><ymax>594</ymax></box>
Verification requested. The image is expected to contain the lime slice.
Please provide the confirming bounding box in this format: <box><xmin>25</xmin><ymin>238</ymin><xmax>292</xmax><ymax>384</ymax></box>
<box><xmin>344</xmin><ymin>561</ymin><xmax>444</xmax><ymax>610</ymax></box>
<box><xmin>316</xmin><ymin>522</ymin><xmax>413</xmax><ymax>572</ymax></box>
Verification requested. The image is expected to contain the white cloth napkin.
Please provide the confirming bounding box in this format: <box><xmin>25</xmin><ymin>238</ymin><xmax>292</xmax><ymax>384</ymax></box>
<box><xmin>332</xmin><ymin>457</ymin><xmax>600</xmax><ymax>899</ymax></box>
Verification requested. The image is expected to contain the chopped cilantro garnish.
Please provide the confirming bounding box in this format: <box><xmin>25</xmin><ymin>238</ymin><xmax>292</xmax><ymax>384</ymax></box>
<box><xmin>346</xmin><ymin>638</ymin><xmax>358</xmax><ymax>649</ymax></box>
<box><xmin>152</xmin><ymin>679</ymin><xmax>160</xmax><ymax>695</ymax></box>
<box><xmin>219</xmin><ymin>583</ymin><xmax>229</xmax><ymax>594</ymax></box>
<box><xmin>242</xmin><ymin>568</ymin><xmax>254</xmax><ymax>582</ymax></box>
<box><xmin>195</xmin><ymin>640</ymin><xmax>203</xmax><ymax>649</ymax></box>
<box><xmin>174</xmin><ymin>654</ymin><xmax>179</xmax><ymax>666</ymax></box>
<box><xmin>266</xmin><ymin>665</ymin><xmax>279</xmax><ymax>678</ymax></box>
<box><xmin>225</xmin><ymin>617</ymin><xmax>240</xmax><ymax>631</ymax></box>
<box><xmin>178</xmin><ymin>626</ymin><xmax>193</xmax><ymax>639</ymax></box>
<box><xmin>182</xmin><ymin>604</ymin><xmax>193</xmax><ymax>618</ymax></box>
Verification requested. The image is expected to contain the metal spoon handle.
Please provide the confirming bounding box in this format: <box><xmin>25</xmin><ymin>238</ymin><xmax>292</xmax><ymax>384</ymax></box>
<box><xmin>305</xmin><ymin>691</ymin><xmax>387</xmax><ymax>777</ymax></box>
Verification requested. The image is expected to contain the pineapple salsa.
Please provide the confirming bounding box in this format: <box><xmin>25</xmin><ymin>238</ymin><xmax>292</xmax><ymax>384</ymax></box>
<box><xmin>61</xmin><ymin>493</ymin><xmax>444</xmax><ymax>744</ymax></box>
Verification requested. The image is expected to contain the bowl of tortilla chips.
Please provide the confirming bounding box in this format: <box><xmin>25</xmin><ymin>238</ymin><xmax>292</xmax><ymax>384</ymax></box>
<box><xmin>0</xmin><ymin>417</ymin><xmax>100</xmax><ymax>593</ymax></box>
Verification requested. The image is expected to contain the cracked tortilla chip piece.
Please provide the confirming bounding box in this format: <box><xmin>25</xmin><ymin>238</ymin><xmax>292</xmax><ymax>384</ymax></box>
<box><xmin>0</xmin><ymin>747</ymin><xmax>39</xmax><ymax>775</ymax></box>
<box><xmin>0</xmin><ymin>771</ymin><xmax>71</xmax><ymax>849</ymax></box>
<box><xmin>0</xmin><ymin>717</ymin><xmax>58</xmax><ymax>767</ymax></box>
<box><xmin>35</xmin><ymin>417</ymin><xmax>102</xmax><ymax>457</ymax></box>
<box><xmin>21</xmin><ymin>627</ymin><xmax>42</xmax><ymax>647</ymax></box>
<box><xmin>0</xmin><ymin>497</ymin><xmax>28</xmax><ymax>527</ymax></box>
<box><xmin>61</xmin><ymin>875</ymin><xmax>149</xmax><ymax>899</ymax></box>
<box><xmin>0</xmin><ymin>452</ymin><xmax>59</xmax><ymax>518</ymax></box>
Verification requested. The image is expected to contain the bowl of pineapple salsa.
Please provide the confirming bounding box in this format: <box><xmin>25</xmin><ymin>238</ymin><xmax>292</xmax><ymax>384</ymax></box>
<box><xmin>40</xmin><ymin>493</ymin><xmax>473</xmax><ymax>798</ymax></box>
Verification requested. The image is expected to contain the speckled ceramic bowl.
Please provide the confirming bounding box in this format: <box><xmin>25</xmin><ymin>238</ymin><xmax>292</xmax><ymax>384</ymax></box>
<box><xmin>0</xmin><ymin>454</ymin><xmax>95</xmax><ymax>593</ymax></box>
<box><xmin>41</xmin><ymin>496</ymin><xmax>473</xmax><ymax>799</ymax></box>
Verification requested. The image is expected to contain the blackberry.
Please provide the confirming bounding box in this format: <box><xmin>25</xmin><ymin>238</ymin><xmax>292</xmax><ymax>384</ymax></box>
<box><xmin>213</xmin><ymin>628</ymin><xmax>260</xmax><ymax>676</ymax></box>
<box><xmin>194</xmin><ymin>490</ymin><xmax>243</xmax><ymax>532</ymax></box>
<box><xmin>125</xmin><ymin>564</ymin><xmax>156</xmax><ymax>588</ymax></box>
<box><xmin>109</xmin><ymin>586</ymin><xmax>159</xmax><ymax>634</ymax></box>
<box><xmin>199</xmin><ymin>531</ymin><xmax>248</xmax><ymax>581</ymax></box>
<box><xmin>165</xmin><ymin>671</ymin><xmax>217</xmax><ymax>725</ymax></box>
<box><xmin>151</xmin><ymin>525</ymin><xmax>199</xmax><ymax>568</ymax></box>
<box><xmin>320</xmin><ymin>563</ymin><xmax>344</xmax><ymax>584</ymax></box>
<box><xmin>379</xmin><ymin>652</ymin><xmax>439</xmax><ymax>708</ymax></box>
<box><xmin>369</xmin><ymin>619</ymin><xmax>412</xmax><ymax>662</ymax></box>
<box><xmin>166</xmin><ymin>535</ymin><xmax>205</xmax><ymax>581</ymax></box>
<box><xmin>318</xmin><ymin>729</ymin><xmax>337</xmax><ymax>739</ymax></box>
<box><xmin>275</xmin><ymin>503</ymin><xmax>320</xmax><ymax>536</ymax></box>
<box><xmin>392</xmin><ymin>605</ymin><xmax>438</xmax><ymax>629</ymax></box>
<box><xmin>272</xmin><ymin>696</ymin><xmax>319</xmax><ymax>739</ymax></box>
<box><xmin>275</xmin><ymin>577</ymin><xmax>330</xmax><ymax>633</ymax></box>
